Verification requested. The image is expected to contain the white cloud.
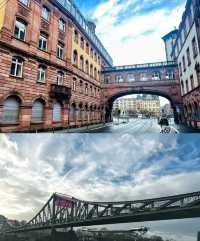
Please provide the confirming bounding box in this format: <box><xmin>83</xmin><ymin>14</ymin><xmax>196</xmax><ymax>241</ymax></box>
<box><xmin>93</xmin><ymin>0</ymin><xmax>185</xmax><ymax>65</ymax></box>
<box><xmin>0</xmin><ymin>134</ymin><xmax>199</xmax><ymax>240</ymax></box>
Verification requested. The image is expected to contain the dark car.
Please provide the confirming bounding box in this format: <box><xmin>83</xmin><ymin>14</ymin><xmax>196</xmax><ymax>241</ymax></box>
<box><xmin>159</xmin><ymin>118</ymin><xmax>169</xmax><ymax>127</ymax></box>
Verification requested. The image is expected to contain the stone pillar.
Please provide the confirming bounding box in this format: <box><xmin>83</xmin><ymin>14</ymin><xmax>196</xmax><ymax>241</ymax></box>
<box><xmin>63</xmin><ymin>107</ymin><xmax>68</xmax><ymax>127</ymax></box>
<box><xmin>20</xmin><ymin>106</ymin><xmax>32</xmax><ymax>130</ymax></box>
<box><xmin>44</xmin><ymin>107</ymin><xmax>52</xmax><ymax>129</ymax></box>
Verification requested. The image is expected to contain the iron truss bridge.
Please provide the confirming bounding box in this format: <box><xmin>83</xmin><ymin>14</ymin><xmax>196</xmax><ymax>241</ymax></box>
<box><xmin>5</xmin><ymin>191</ymin><xmax>200</xmax><ymax>233</ymax></box>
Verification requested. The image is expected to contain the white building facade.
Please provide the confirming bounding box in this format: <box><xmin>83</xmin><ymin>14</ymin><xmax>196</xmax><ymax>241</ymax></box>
<box><xmin>171</xmin><ymin>0</ymin><xmax>200</xmax><ymax>128</ymax></box>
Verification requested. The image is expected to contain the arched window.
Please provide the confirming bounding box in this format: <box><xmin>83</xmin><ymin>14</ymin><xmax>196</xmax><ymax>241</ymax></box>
<box><xmin>86</xmin><ymin>42</ymin><xmax>89</xmax><ymax>54</ymax></box>
<box><xmin>77</xmin><ymin>104</ymin><xmax>82</xmax><ymax>121</ymax></box>
<box><xmin>2</xmin><ymin>96</ymin><xmax>21</xmax><ymax>123</ymax></box>
<box><xmin>79</xmin><ymin>80</ymin><xmax>83</xmax><ymax>93</ymax></box>
<box><xmin>57</xmin><ymin>71</ymin><xmax>64</xmax><ymax>85</ymax></box>
<box><xmin>80</xmin><ymin>55</ymin><xmax>84</xmax><ymax>71</ymax></box>
<box><xmin>70</xmin><ymin>103</ymin><xmax>76</xmax><ymax>122</ymax></box>
<box><xmin>10</xmin><ymin>56</ymin><xmax>23</xmax><ymax>78</ymax></box>
<box><xmin>74</xmin><ymin>30</ymin><xmax>78</xmax><ymax>44</ymax></box>
<box><xmin>14</xmin><ymin>19</ymin><xmax>26</xmax><ymax>41</ymax></box>
<box><xmin>32</xmin><ymin>99</ymin><xmax>45</xmax><ymax>122</ymax></box>
<box><xmin>72</xmin><ymin>77</ymin><xmax>76</xmax><ymax>91</ymax></box>
<box><xmin>94</xmin><ymin>52</ymin><xmax>97</xmax><ymax>62</ymax></box>
<box><xmin>94</xmin><ymin>68</ymin><xmax>97</xmax><ymax>79</ymax></box>
<box><xmin>90</xmin><ymin>64</ymin><xmax>93</xmax><ymax>77</ymax></box>
<box><xmin>37</xmin><ymin>65</ymin><xmax>46</xmax><ymax>83</ymax></box>
<box><xmin>53</xmin><ymin>101</ymin><xmax>62</xmax><ymax>122</ymax></box>
<box><xmin>85</xmin><ymin>105</ymin><xmax>88</xmax><ymax>121</ymax></box>
<box><xmin>73</xmin><ymin>50</ymin><xmax>78</xmax><ymax>66</ymax></box>
<box><xmin>85</xmin><ymin>60</ymin><xmax>89</xmax><ymax>74</ymax></box>
<box><xmin>90</xmin><ymin>48</ymin><xmax>93</xmax><ymax>58</ymax></box>
<box><xmin>80</xmin><ymin>37</ymin><xmax>84</xmax><ymax>49</ymax></box>
<box><xmin>85</xmin><ymin>83</ymin><xmax>88</xmax><ymax>95</ymax></box>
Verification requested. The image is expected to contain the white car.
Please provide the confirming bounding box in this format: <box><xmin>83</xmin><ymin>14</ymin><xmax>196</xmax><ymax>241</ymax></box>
<box><xmin>160</xmin><ymin>126</ymin><xmax>179</xmax><ymax>134</ymax></box>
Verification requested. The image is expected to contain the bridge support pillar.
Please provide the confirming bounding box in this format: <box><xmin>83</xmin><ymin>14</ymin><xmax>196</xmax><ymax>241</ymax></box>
<box><xmin>51</xmin><ymin>229</ymin><xmax>79</xmax><ymax>241</ymax></box>
<box><xmin>173</xmin><ymin>103</ymin><xmax>184</xmax><ymax>124</ymax></box>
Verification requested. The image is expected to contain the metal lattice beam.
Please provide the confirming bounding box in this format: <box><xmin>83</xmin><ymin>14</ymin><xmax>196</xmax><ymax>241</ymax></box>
<box><xmin>5</xmin><ymin>191</ymin><xmax>200</xmax><ymax>233</ymax></box>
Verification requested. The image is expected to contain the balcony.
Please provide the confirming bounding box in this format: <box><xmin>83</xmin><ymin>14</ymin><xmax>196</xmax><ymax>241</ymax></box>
<box><xmin>49</xmin><ymin>84</ymin><xmax>71</xmax><ymax>99</ymax></box>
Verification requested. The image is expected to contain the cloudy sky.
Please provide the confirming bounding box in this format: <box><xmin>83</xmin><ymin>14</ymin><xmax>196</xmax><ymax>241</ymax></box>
<box><xmin>74</xmin><ymin>0</ymin><xmax>186</xmax><ymax>106</ymax></box>
<box><xmin>0</xmin><ymin>134</ymin><xmax>200</xmax><ymax>240</ymax></box>
<box><xmin>75</xmin><ymin>0</ymin><xmax>186</xmax><ymax>65</ymax></box>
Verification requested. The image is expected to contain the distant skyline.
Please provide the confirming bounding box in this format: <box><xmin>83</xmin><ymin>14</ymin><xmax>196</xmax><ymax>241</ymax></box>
<box><xmin>0</xmin><ymin>134</ymin><xmax>200</xmax><ymax>241</ymax></box>
<box><xmin>75</xmin><ymin>0</ymin><xmax>186</xmax><ymax>65</ymax></box>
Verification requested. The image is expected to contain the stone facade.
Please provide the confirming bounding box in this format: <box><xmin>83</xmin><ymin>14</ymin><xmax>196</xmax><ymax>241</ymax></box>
<box><xmin>172</xmin><ymin>0</ymin><xmax>200</xmax><ymax>129</ymax></box>
<box><xmin>102</xmin><ymin>62</ymin><xmax>182</xmax><ymax>123</ymax></box>
<box><xmin>0</xmin><ymin>0</ymin><xmax>110</xmax><ymax>132</ymax></box>
<box><xmin>113</xmin><ymin>95</ymin><xmax>160</xmax><ymax>117</ymax></box>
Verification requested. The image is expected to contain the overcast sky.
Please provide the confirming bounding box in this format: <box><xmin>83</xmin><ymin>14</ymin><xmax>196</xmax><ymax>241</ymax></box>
<box><xmin>0</xmin><ymin>134</ymin><xmax>200</xmax><ymax>241</ymax></box>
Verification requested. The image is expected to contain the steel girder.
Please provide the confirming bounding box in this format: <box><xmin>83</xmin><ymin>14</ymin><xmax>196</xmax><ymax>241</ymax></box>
<box><xmin>6</xmin><ymin>191</ymin><xmax>200</xmax><ymax>233</ymax></box>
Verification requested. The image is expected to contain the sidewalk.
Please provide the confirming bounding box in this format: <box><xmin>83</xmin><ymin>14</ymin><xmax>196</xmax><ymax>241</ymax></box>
<box><xmin>54</xmin><ymin>123</ymin><xmax>112</xmax><ymax>133</ymax></box>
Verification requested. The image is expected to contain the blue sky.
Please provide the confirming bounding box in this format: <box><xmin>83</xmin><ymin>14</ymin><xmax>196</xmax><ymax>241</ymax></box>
<box><xmin>74</xmin><ymin>0</ymin><xmax>186</xmax><ymax>65</ymax></box>
<box><xmin>0</xmin><ymin>134</ymin><xmax>200</xmax><ymax>241</ymax></box>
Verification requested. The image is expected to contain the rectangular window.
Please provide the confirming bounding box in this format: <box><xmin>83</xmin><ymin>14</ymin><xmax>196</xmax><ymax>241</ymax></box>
<box><xmin>182</xmin><ymin>56</ymin><xmax>186</xmax><ymax>72</ymax></box>
<box><xmin>140</xmin><ymin>73</ymin><xmax>147</xmax><ymax>81</ymax></box>
<box><xmin>152</xmin><ymin>72</ymin><xmax>160</xmax><ymax>80</ymax></box>
<box><xmin>190</xmin><ymin>75</ymin><xmax>194</xmax><ymax>89</ymax></box>
<box><xmin>57</xmin><ymin>44</ymin><xmax>64</xmax><ymax>59</ymax></box>
<box><xmin>59</xmin><ymin>19</ymin><xmax>65</xmax><ymax>32</ymax></box>
<box><xmin>37</xmin><ymin>66</ymin><xmax>46</xmax><ymax>83</ymax></box>
<box><xmin>186</xmin><ymin>47</ymin><xmax>191</xmax><ymax>66</ymax></box>
<box><xmin>19</xmin><ymin>0</ymin><xmax>29</xmax><ymax>6</ymax></box>
<box><xmin>166</xmin><ymin>71</ymin><xmax>175</xmax><ymax>80</ymax></box>
<box><xmin>192</xmin><ymin>37</ymin><xmax>198</xmax><ymax>58</ymax></box>
<box><xmin>127</xmin><ymin>74</ymin><xmax>135</xmax><ymax>81</ymax></box>
<box><xmin>39</xmin><ymin>35</ymin><xmax>48</xmax><ymax>51</ymax></box>
<box><xmin>115</xmin><ymin>75</ymin><xmax>123</xmax><ymax>82</ymax></box>
<box><xmin>14</xmin><ymin>20</ymin><xmax>26</xmax><ymax>41</ymax></box>
<box><xmin>10</xmin><ymin>57</ymin><xmax>23</xmax><ymax>78</ymax></box>
<box><xmin>179</xmin><ymin>62</ymin><xmax>182</xmax><ymax>76</ymax></box>
<box><xmin>186</xmin><ymin>80</ymin><xmax>189</xmax><ymax>93</ymax></box>
<box><xmin>42</xmin><ymin>6</ymin><xmax>50</xmax><ymax>21</ymax></box>
<box><xmin>105</xmin><ymin>75</ymin><xmax>111</xmax><ymax>83</ymax></box>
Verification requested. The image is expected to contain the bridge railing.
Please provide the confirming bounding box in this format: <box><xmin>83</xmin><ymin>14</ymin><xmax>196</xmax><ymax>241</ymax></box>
<box><xmin>103</xmin><ymin>61</ymin><xmax>177</xmax><ymax>72</ymax></box>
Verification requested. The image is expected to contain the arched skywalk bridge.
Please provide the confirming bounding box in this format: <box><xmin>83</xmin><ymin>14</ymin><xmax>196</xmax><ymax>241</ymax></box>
<box><xmin>5</xmin><ymin>191</ymin><xmax>200</xmax><ymax>233</ymax></box>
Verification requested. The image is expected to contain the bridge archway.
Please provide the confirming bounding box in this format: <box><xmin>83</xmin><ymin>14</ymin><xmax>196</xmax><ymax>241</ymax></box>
<box><xmin>104</xmin><ymin>89</ymin><xmax>182</xmax><ymax>124</ymax></box>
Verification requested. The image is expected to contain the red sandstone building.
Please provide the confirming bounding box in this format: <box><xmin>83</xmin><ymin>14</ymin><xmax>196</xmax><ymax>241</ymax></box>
<box><xmin>0</xmin><ymin>0</ymin><xmax>112</xmax><ymax>132</ymax></box>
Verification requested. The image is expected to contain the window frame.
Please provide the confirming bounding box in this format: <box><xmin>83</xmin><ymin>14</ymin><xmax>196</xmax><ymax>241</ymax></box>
<box><xmin>10</xmin><ymin>56</ymin><xmax>24</xmax><ymax>78</ymax></box>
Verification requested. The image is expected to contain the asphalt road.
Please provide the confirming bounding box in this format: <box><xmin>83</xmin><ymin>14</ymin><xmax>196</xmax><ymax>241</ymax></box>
<box><xmin>85</xmin><ymin>118</ymin><xmax>199</xmax><ymax>134</ymax></box>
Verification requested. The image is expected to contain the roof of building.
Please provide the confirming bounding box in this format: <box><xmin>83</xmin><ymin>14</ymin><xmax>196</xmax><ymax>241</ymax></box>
<box><xmin>162</xmin><ymin>29</ymin><xmax>178</xmax><ymax>41</ymax></box>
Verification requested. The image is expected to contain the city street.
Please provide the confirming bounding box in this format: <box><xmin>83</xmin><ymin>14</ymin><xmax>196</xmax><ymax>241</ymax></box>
<box><xmin>76</xmin><ymin>118</ymin><xmax>199</xmax><ymax>133</ymax></box>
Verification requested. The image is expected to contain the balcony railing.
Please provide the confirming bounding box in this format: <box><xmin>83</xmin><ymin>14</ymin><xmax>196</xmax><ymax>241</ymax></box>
<box><xmin>49</xmin><ymin>84</ymin><xmax>71</xmax><ymax>99</ymax></box>
<box><xmin>103</xmin><ymin>61</ymin><xmax>177</xmax><ymax>72</ymax></box>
